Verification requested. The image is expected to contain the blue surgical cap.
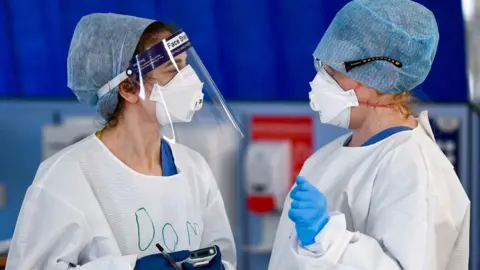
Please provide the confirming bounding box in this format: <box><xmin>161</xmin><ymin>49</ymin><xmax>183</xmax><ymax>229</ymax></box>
<box><xmin>67</xmin><ymin>13</ymin><xmax>154</xmax><ymax>119</ymax></box>
<box><xmin>314</xmin><ymin>0</ymin><xmax>439</xmax><ymax>94</ymax></box>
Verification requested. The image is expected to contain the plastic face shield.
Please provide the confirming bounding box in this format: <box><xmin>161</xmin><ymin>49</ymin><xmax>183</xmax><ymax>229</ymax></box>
<box><xmin>98</xmin><ymin>29</ymin><xmax>244</xmax><ymax>144</ymax></box>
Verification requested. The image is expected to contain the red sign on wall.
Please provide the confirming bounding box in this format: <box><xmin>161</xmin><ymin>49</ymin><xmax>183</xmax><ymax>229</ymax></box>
<box><xmin>250</xmin><ymin>115</ymin><xmax>314</xmax><ymax>186</ymax></box>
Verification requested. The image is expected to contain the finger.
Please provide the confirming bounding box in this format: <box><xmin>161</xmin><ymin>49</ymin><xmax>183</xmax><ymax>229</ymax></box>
<box><xmin>290</xmin><ymin>185</ymin><xmax>308</xmax><ymax>199</ymax></box>
<box><xmin>290</xmin><ymin>190</ymin><xmax>318</xmax><ymax>202</ymax></box>
<box><xmin>170</xmin><ymin>250</ymin><xmax>191</xmax><ymax>262</ymax></box>
<box><xmin>290</xmin><ymin>185</ymin><xmax>301</xmax><ymax>199</ymax></box>
<box><xmin>295</xmin><ymin>176</ymin><xmax>311</xmax><ymax>191</ymax></box>
<box><xmin>296</xmin><ymin>176</ymin><xmax>308</xmax><ymax>185</ymax></box>
<box><xmin>318</xmin><ymin>194</ymin><xmax>328</xmax><ymax>209</ymax></box>
<box><xmin>288</xmin><ymin>208</ymin><xmax>302</xmax><ymax>223</ymax></box>
<box><xmin>288</xmin><ymin>208</ymin><xmax>315</xmax><ymax>225</ymax></box>
<box><xmin>292</xmin><ymin>188</ymin><xmax>328</xmax><ymax>206</ymax></box>
<box><xmin>296</xmin><ymin>176</ymin><xmax>317</xmax><ymax>192</ymax></box>
<box><xmin>291</xmin><ymin>200</ymin><xmax>317</xmax><ymax>209</ymax></box>
<box><xmin>182</xmin><ymin>262</ymin><xmax>195</xmax><ymax>270</ymax></box>
<box><xmin>289</xmin><ymin>204</ymin><xmax>328</xmax><ymax>221</ymax></box>
<box><xmin>318</xmin><ymin>213</ymin><xmax>330</xmax><ymax>229</ymax></box>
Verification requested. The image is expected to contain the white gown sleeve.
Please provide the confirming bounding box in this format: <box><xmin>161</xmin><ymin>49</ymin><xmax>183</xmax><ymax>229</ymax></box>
<box><xmin>445</xmin><ymin>205</ymin><xmax>470</xmax><ymax>270</ymax></box>
<box><xmin>290</xmin><ymin>143</ymin><xmax>467</xmax><ymax>270</ymax></box>
<box><xmin>198</xmin><ymin>163</ymin><xmax>237</xmax><ymax>270</ymax></box>
<box><xmin>6</xmin><ymin>185</ymin><xmax>136</xmax><ymax>270</ymax></box>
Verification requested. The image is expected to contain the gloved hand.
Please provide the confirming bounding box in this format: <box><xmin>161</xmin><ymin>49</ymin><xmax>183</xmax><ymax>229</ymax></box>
<box><xmin>135</xmin><ymin>250</ymin><xmax>190</xmax><ymax>270</ymax></box>
<box><xmin>182</xmin><ymin>245</ymin><xmax>224</xmax><ymax>270</ymax></box>
<box><xmin>288</xmin><ymin>176</ymin><xmax>330</xmax><ymax>246</ymax></box>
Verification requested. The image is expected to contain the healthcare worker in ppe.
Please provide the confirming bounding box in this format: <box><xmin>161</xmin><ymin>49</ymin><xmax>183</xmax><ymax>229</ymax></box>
<box><xmin>7</xmin><ymin>13</ymin><xmax>243</xmax><ymax>270</ymax></box>
<box><xmin>269</xmin><ymin>0</ymin><xmax>470</xmax><ymax>269</ymax></box>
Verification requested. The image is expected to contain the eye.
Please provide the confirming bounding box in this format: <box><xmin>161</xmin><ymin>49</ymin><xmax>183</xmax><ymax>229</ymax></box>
<box><xmin>164</xmin><ymin>69</ymin><xmax>178</xmax><ymax>77</ymax></box>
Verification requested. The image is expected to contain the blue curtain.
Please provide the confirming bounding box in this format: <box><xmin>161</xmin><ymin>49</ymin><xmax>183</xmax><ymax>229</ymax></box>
<box><xmin>0</xmin><ymin>0</ymin><xmax>467</xmax><ymax>102</ymax></box>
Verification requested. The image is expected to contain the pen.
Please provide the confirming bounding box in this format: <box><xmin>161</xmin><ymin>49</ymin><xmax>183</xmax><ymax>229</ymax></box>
<box><xmin>156</xmin><ymin>243</ymin><xmax>182</xmax><ymax>270</ymax></box>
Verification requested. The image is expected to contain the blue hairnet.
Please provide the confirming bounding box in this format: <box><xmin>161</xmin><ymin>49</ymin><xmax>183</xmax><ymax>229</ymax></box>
<box><xmin>67</xmin><ymin>13</ymin><xmax>154</xmax><ymax>119</ymax></box>
<box><xmin>314</xmin><ymin>0</ymin><xmax>439</xmax><ymax>94</ymax></box>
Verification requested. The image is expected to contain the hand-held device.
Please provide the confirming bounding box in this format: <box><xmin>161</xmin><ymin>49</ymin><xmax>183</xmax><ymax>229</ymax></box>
<box><xmin>179</xmin><ymin>246</ymin><xmax>218</xmax><ymax>267</ymax></box>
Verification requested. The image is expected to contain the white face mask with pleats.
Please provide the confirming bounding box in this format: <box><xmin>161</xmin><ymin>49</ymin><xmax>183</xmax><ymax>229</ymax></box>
<box><xmin>308</xmin><ymin>67</ymin><xmax>359</xmax><ymax>129</ymax></box>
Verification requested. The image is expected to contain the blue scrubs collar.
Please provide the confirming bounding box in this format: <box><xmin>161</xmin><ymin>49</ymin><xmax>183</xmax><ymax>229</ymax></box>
<box><xmin>161</xmin><ymin>139</ymin><xmax>178</xmax><ymax>176</ymax></box>
<box><xmin>344</xmin><ymin>126</ymin><xmax>413</xmax><ymax>147</ymax></box>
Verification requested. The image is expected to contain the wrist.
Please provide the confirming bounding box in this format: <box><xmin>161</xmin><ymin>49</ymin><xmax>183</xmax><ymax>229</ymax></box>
<box><xmin>304</xmin><ymin>213</ymin><xmax>330</xmax><ymax>246</ymax></box>
<box><xmin>304</xmin><ymin>212</ymin><xmax>346</xmax><ymax>254</ymax></box>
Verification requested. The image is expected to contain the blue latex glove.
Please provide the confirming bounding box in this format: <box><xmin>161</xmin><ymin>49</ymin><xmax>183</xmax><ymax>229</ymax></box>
<box><xmin>288</xmin><ymin>176</ymin><xmax>330</xmax><ymax>246</ymax></box>
<box><xmin>135</xmin><ymin>250</ymin><xmax>190</xmax><ymax>270</ymax></box>
<box><xmin>182</xmin><ymin>245</ymin><xmax>224</xmax><ymax>270</ymax></box>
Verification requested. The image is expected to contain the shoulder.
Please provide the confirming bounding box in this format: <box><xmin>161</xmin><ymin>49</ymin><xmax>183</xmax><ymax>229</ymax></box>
<box><xmin>34</xmin><ymin>134</ymin><xmax>98</xmax><ymax>188</ymax></box>
<box><xmin>19</xmin><ymin>136</ymin><xmax>100</xmax><ymax>217</ymax></box>
<box><xmin>375</xmin><ymin>125</ymin><xmax>469</xmax><ymax>207</ymax></box>
<box><xmin>375</xmin><ymin>129</ymin><xmax>445</xmax><ymax>185</ymax></box>
<box><xmin>385</xmin><ymin>110</ymin><xmax>457</xmax><ymax>174</ymax></box>
<box><xmin>373</xmin><ymin>127</ymin><xmax>469</xmax><ymax>231</ymax></box>
<box><xmin>378</xmin><ymin>125</ymin><xmax>453</xmax><ymax>177</ymax></box>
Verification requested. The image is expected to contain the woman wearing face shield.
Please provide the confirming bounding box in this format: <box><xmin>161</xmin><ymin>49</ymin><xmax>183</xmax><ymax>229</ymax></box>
<box><xmin>269</xmin><ymin>0</ymin><xmax>470</xmax><ymax>269</ymax></box>
<box><xmin>6</xmin><ymin>14</ymin><xmax>238</xmax><ymax>270</ymax></box>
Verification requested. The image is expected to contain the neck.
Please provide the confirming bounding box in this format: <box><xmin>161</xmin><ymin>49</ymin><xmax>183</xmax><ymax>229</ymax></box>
<box><xmin>101</xmin><ymin>114</ymin><xmax>162</xmax><ymax>175</ymax></box>
<box><xmin>349</xmin><ymin>109</ymin><xmax>417</xmax><ymax>147</ymax></box>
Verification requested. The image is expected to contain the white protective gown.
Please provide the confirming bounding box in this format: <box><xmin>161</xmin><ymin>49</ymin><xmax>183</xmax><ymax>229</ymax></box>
<box><xmin>269</xmin><ymin>111</ymin><xmax>470</xmax><ymax>270</ymax></box>
<box><xmin>7</xmin><ymin>134</ymin><xmax>236</xmax><ymax>270</ymax></box>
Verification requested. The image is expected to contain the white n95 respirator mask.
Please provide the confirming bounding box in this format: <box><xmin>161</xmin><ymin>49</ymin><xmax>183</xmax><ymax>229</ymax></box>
<box><xmin>149</xmin><ymin>65</ymin><xmax>205</xmax><ymax>126</ymax></box>
<box><xmin>308</xmin><ymin>68</ymin><xmax>359</xmax><ymax>129</ymax></box>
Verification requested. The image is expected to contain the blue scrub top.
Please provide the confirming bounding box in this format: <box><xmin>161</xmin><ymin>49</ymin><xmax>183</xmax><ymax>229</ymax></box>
<box><xmin>161</xmin><ymin>139</ymin><xmax>178</xmax><ymax>176</ymax></box>
<box><xmin>344</xmin><ymin>126</ymin><xmax>413</xmax><ymax>147</ymax></box>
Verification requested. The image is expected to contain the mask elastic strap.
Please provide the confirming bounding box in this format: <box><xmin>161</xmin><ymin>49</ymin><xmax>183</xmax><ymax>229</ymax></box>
<box><xmin>354</xmin><ymin>84</ymin><xmax>394</xmax><ymax>109</ymax></box>
<box><xmin>97</xmin><ymin>71</ymin><xmax>129</xmax><ymax>98</ymax></box>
